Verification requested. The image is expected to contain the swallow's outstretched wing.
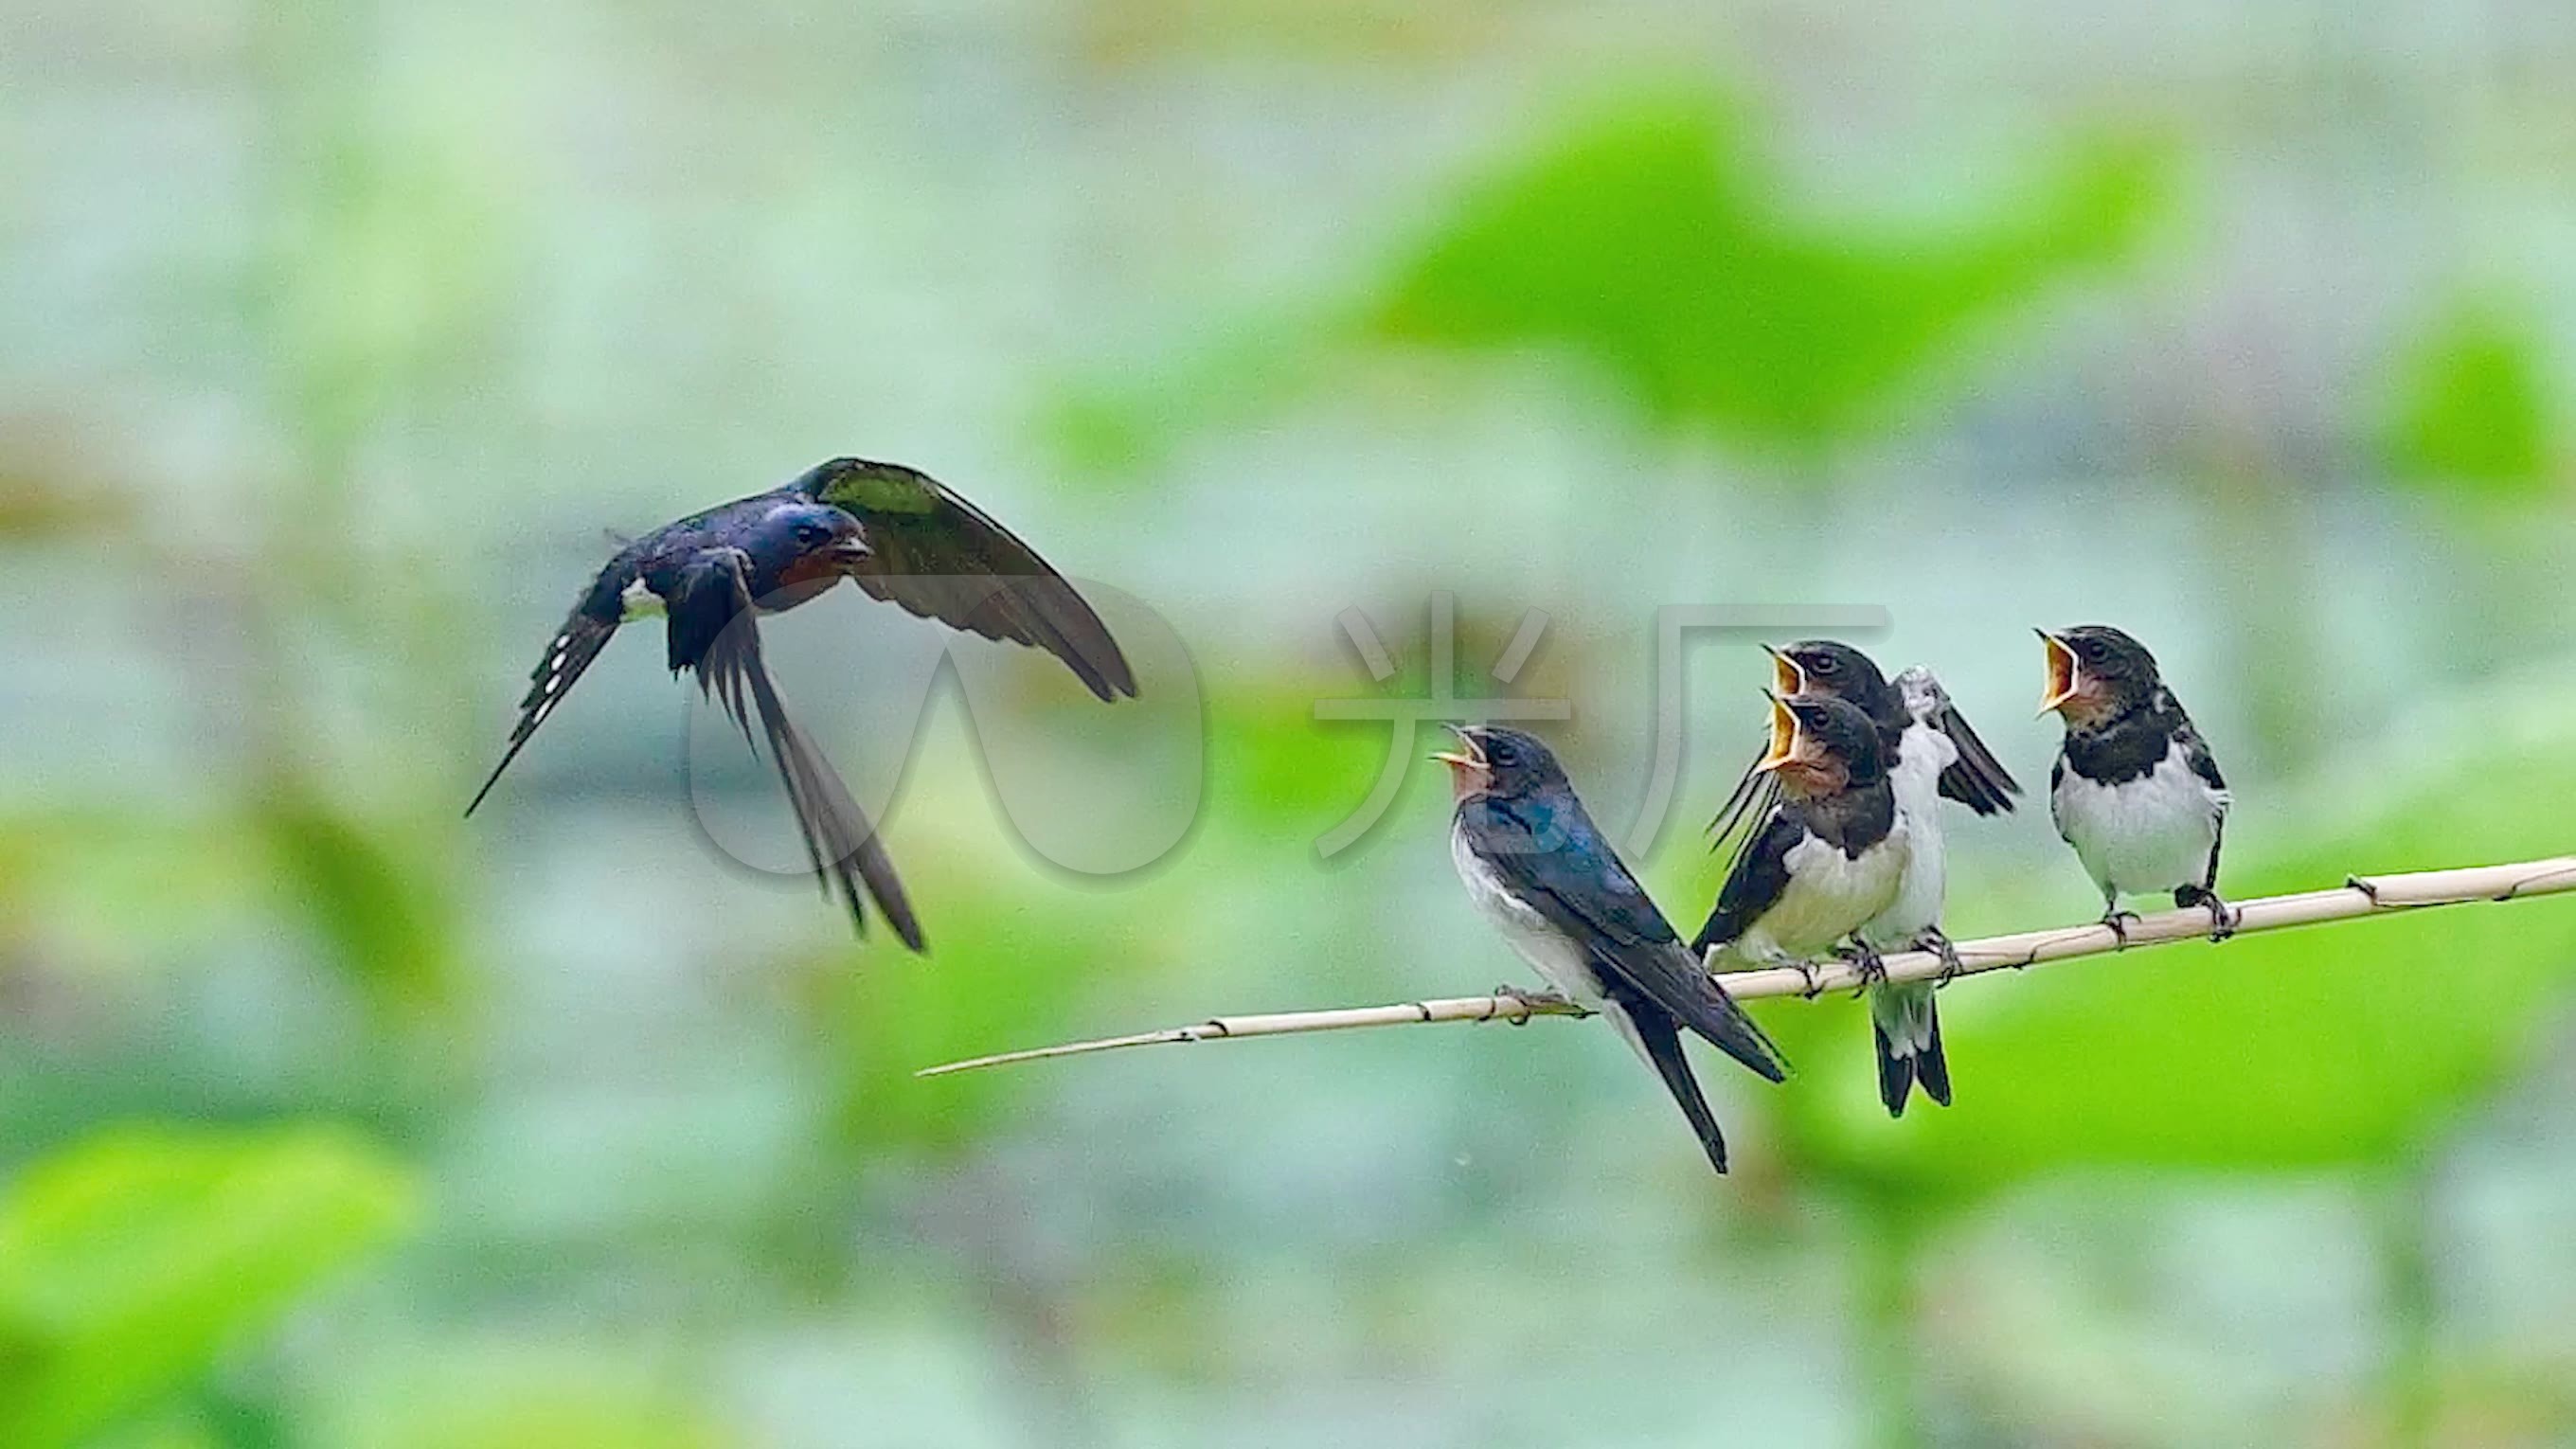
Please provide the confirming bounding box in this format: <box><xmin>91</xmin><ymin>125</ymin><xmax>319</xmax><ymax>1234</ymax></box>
<box><xmin>1460</xmin><ymin>799</ymin><xmax>1788</xmax><ymax>1083</ymax></box>
<box><xmin>796</xmin><ymin>458</ymin><xmax>1137</xmax><ymax>701</ymax></box>
<box><xmin>1896</xmin><ymin>667</ymin><xmax>2020</xmax><ymax>815</ymax></box>
<box><xmin>671</xmin><ymin>547</ymin><xmax>924</xmax><ymax>951</ymax></box>
<box><xmin>465</xmin><ymin>551</ymin><xmax>643</xmax><ymax>817</ymax></box>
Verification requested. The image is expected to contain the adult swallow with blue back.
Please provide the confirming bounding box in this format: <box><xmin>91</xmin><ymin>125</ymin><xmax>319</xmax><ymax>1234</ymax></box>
<box><xmin>1694</xmin><ymin>693</ymin><xmax>1911</xmax><ymax>1006</ymax></box>
<box><xmin>466</xmin><ymin>457</ymin><xmax>1138</xmax><ymax>947</ymax></box>
<box><xmin>1437</xmin><ymin>725</ymin><xmax>1788</xmax><ymax>1176</ymax></box>
<box><xmin>1734</xmin><ymin>642</ymin><xmax>2019</xmax><ymax>1115</ymax></box>
<box><xmin>2039</xmin><ymin>625</ymin><xmax>2234</xmax><ymax>944</ymax></box>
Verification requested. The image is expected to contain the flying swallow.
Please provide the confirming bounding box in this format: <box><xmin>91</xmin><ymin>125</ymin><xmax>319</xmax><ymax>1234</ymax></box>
<box><xmin>467</xmin><ymin>458</ymin><xmax>1138</xmax><ymax>945</ymax></box>
<box><xmin>2038</xmin><ymin>625</ymin><xmax>2234</xmax><ymax>942</ymax></box>
<box><xmin>1728</xmin><ymin>642</ymin><xmax>2017</xmax><ymax>1115</ymax></box>
<box><xmin>1437</xmin><ymin>724</ymin><xmax>1787</xmax><ymax>1176</ymax></box>
<box><xmin>1693</xmin><ymin>693</ymin><xmax>1910</xmax><ymax>1000</ymax></box>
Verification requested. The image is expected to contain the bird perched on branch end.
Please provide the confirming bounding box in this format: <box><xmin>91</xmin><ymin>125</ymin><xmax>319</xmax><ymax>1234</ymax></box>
<box><xmin>465</xmin><ymin>457</ymin><xmax>1138</xmax><ymax>947</ymax></box>
<box><xmin>2039</xmin><ymin>625</ymin><xmax>2234</xmax><ymax>945</ymax></box>
<box><xmin>1438</xmin><ymin>724</ymin><xmax>1787</xmax><ymax>1177</ymax></box>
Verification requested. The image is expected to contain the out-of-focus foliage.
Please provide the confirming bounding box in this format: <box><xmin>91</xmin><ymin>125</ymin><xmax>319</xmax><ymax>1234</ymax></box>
<box><xmin>0</xmin><ymin>1125</ymin><xmax>414</xmax><ymax>1449</ymax></box>
<box><xmin>1046</xmin><ymin>84</ymin><xmax>2173</xmax><ymax>474</ymax></box>
<box><xmin>12</xmin><ymin>4</ymin><xmax>2576</xmax><ymax>1444</ymax></box>
<box><xmin>257</xmin><ymin>791</ymin><xmax>464</xmax><ymax>1013</ymax></box>
<box><xmin>2380</xmin><ymin>300</ymin><xmax>2565</xmax><ymax>499</ymax></box>
<box><xmin>312</xmin><ymin>1350</ymin><xmax>731</xmax><ymax>1449</ymax></box>
<box><xmin>1368</xmin><ymin>91</ymin><xmax>2172</xmax><ymax>445</ymax></box>
<box><xmin>820</xmin><ymin>869</ymin><xmax>1143</xmax><ymax>1159</ymax></box>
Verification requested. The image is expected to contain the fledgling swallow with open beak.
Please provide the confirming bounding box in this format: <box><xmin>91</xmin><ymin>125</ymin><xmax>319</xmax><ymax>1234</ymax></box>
<box><xmin>1438</xmin><ymin>724</ymin><xmax>1787</xmax><ymax>1176</ymax></box>
<box><xmin>1712</xmin><ymin>642</ymin><xmax>2018</xmax><ymax>1115</ymax></box>
<box><xmin>465</xmin><ymin>457</ymin><xmax>1138</xmax><ymax>946</ymax></box>
<box><xmin>1694</xmin><ymin>693</ymin><xmax>1910</xmax><ymax>1001</ymax></box>
<box><xmin>2038</xmin><ymin>625</ymin><xmax>2234</xmax><ymax>943</ymax></box>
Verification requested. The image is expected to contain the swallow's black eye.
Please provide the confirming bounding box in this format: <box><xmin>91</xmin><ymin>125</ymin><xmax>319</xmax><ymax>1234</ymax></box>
<box><xmin>1486</xmin><ymin>740</ymin><xmax>1518</xmax><ymax>768</ymax></box>
<box><xmin>2076</xmin><ymin>639</ymin><xmax>2102</xmax><ymax>661</ymax></box>
<box><xmin>795</xmin><ymin>522</ymin><xmax>828</xmax><ymax>546</ymax></box>
<box><xmin>1810</xmin><ymin>655</ymin><xmax>1837</xmax><ymax>674</ymax></box>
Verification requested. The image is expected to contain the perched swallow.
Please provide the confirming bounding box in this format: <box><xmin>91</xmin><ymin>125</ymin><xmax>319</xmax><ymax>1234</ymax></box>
<box><xmin>2038</xmin><ymin>625</ymin><xmax>2233</xmax><ymax>942</ymax></box>
<box><xmin>1709</xmin><ymin>640</ymin><xmax>2017</xmax><ymax>847</ymax></box>
<box><xmin>1728</xmin><ymin>642</ymin><xmax>2018</xmax><ymax>1115</ymax></box>
<box><xmin>468</xmin><ymin>457</ymin><xmax>1138</xmax><ymax>946</ymax></box>
<box><xmin>1694</xmin><ymin>694</ymin><xmax>1910</xmax><ymax>999</ymax></box>
<box><xmin>1437</xmin><ymin>724</ymin><xmax>1788</xmax><ymax>1176</ymax></box>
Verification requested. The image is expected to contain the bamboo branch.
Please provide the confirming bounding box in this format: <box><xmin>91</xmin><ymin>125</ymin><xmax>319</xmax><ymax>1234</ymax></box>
<box><xmin>916</xmin><ymin>856</ymin><xmax>2576</xmax><ymax>1079</ymax></box>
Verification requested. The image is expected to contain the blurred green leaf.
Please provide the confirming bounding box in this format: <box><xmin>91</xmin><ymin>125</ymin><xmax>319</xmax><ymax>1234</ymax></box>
<box><xmin>1040</xmin><ymin>310</ymin><xmax>1338</xmax><ymax>480</ymax></box>
<box><xmin>85</xmin><ymin>1418</ymin><xmax>224</xmax><ymax>1449</ymax></box>
<box><xmin>0</xmin><ymin>1123</ymin><xmax>416</xmax><ymax>1449</ymax></box>
<box><xmin>257</xmin><ymin>792</ymin><xmax>463</xmax><ymax>1012</ymax></box>
<box><xmin>2379</xmin><ymin>300</ymin><xmax>2564</xmax><ymax>498</ymax></box>
<box><xmin>822</xmin><ymin>865</ymin><xmax>1152</xmax><ymax>1158</ymax></box>
<box><xmin>1369</xmin><ymin>88</ymin><xmax>2172</xmax><ymax>446</ymax></box>
<box><xmin>1774</xmin><ymin>688</ymin><xmax>2576</xmax><ymax>1202</ymax></box>
<box><xmin>1042</xmin><ymin>82</ymin><xmax>2174</xmax><ymax>475</ymax></box>
<box><xmin>316</xmin><ymin>1351</ymin><xmax>730</xmax><ymax>1449</ymax></box>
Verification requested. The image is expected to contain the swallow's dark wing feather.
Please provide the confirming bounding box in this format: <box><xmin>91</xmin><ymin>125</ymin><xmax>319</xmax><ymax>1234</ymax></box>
<box><xmin>1603</xmin><ymin>985</ymin><xmax>1731</xmax><ymax>1174</ymax></box>
<box><xmin>670</xmin><ymin>548</ymin><xmax>924</xmax><ymax>951</ymax></box>
<box><xmin>1708</xmin><ymin>738</ymin><xmax>1782</xmax><ymax>875</ymax></box>
<box><xmin>1692</xmin><ymin>809</ymin><xmax>1801</xmax><ymax>957</ymax></box>
<box><xmin>1461</xmin><ymin>799</ymin><xmax>1787</xmax><ymax>1082</ymax></box>
<box><xmin>1898</xmin><ymin>668</ymin><xmax>2020</xmax><ymax>814</ymax></box>
<box><xmin>2175</xmin><ymin>714</ymin><xmax>2227</xmax><ymax>797</ymax></box>
<box><xmin>798</xmin><ymin>459</ymin><xmax>1136</xmax><ymax>701</ymax></box>
<box><xmin>465</xmin><ymin>553</ymin><xmax>640</xmax><ymax>817</ymax></box>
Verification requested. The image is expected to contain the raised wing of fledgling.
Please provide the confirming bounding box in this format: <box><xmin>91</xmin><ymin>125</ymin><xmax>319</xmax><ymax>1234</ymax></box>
<box><xmin>1896</xmin><ymin>666</ymin><xmax>2021</xmax><ymax>815</ymax></box>
<box><xmin>1707</xmin><ymin>732</ymin><xmax>1783</xmax><ymax>877</ymax></box>
<box><xmin>671</xmin><ymin>547</ymin><xmax>924</xmax><ymax>951</ymax></box>
<box><xmin>799</xmin><ymin>459</ymin><xmax>1137</xmax><ymax>702</ymax></box>
<box><xmin>465</xmin><ymin>554</ymin><xmax>639</xmax><ymax>817</ymax></box>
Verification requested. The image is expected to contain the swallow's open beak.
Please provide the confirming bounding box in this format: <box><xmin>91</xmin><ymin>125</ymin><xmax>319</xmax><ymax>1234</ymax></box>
<box><xmin>1754</xmin><ymin>691</ymin><xmax>1801</xmax><ymax>774</ymax></box>
<box><xmin>2037</xmin><ymin>629</ymin><xmax>2080</xmax><ymax>716</ymax></box>
<box><xmin>829</xmin><ymin>532</ymin><xmax>874</xmax><ymax>567</ymax></box>
<box><xmin>1430</xmin><ymin>723</ymin><xmax>1491</xmax><ymax>796</ymax></box>
<box><xmin>1762</xmin><ymin>644</ymin><xmax>1806</xmax><ymax>698</ymax></box>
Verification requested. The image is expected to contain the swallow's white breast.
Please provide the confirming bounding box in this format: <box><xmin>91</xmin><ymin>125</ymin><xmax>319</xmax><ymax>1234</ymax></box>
<box><xmin>1741</xmin><ymin>820</ymin><xmax>1908</xmax><ymax>963</ymax></box>
<box><xmin>2050</xmin><ymin>741</ymin><xmax>2227</xmax><ymax>901</ymax></box>
<box><xmin>1450</xmin><ymin>819</ymin><xmax>1604</xmax><ymax>1008</ymax></box>
<box><xmin>1861</xmin><ymin>721</ymin><xmax>1954</xmax><ymax>948</ymax></box>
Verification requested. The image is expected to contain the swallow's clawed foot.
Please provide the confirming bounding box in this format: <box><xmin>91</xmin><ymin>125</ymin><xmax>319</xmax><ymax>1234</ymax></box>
<box><xmin>2176</xmin><ymin>887</ymin><xmax>2239</xmax><ymax>943</ymax></box>
<box><xmin>1794</xmin><ymin>960</ymin><xmax>1828</xmax><ymax>1000</ymax></box>
<box><xmin>1494</xmin><ymin>984</ymin><xmax>1570</xmax><ymax>1023</ymax></box>
<box><xmin>1917</xmin><ymin>930</ymin><xmax>1966</xmax><ymax>986</ymax></box>
<box><xmin>1831</xmin><ymin>940</ymin><xmax>1887</xmax><ymax>996</ymax></box>
<box><xmin>2098</xmin><ymin>908</ymin><xmax>2141</xmax><ymax>948</ymax></box>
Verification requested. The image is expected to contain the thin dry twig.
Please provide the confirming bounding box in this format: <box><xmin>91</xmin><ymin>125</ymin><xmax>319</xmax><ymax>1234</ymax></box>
<box><xmin>916</xmin><ymin>856</ymin><xmax>2576</xmax><ymax>1078</ymax></box>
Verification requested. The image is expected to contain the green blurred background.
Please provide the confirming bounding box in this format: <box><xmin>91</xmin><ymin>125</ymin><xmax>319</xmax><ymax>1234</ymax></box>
<box><xmin>7</xmin><ymin>3</ymin><xmax>2576</xmax><ymax>1445</ymax></box>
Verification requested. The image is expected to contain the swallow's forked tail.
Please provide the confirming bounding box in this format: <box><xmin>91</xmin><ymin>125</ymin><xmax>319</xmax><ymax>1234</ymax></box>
<box><xmin>1870</xmin><ymin>978</ymin><xmax>1950</xmax><ymax>1117</ymax></box>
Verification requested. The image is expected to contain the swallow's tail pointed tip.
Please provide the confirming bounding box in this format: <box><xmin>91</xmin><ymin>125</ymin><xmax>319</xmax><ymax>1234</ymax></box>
<box><xmin>1874</xmin><ymin>1021</ymin><xmax>1914</xmax><ymax>1116</ymax></box>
